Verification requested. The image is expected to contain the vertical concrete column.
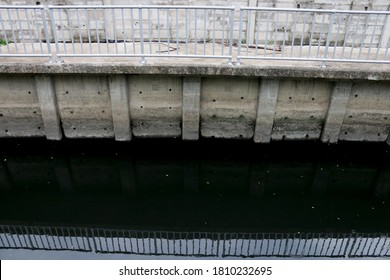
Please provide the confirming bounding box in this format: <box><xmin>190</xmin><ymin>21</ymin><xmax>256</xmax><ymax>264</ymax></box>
<box><xmin>108</xmin><ymin>75</ymin><xmax>132</xmax><ymax>141</ymax></box>
<box><xmin>34</xmin><ymin>75</ymin><xmax>62</xmax><ymax>140</ymax></box>
<box><xmin>321</xmin><ymin>82</ymin><xmax>352</xmax><ymax>143</ymax></box>
<box><xmin>182</xmin><ymin>77</ymin><xmax>201</xmax><ymax>140</ymax></box>
<box><xmin>254</xmin><ymin>79</ymin><xmax>280</xmax><ymax>143</ymax></box>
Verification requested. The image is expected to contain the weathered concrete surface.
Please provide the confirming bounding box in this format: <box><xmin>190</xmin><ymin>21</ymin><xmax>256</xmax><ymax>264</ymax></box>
<box><xmin>1</xmin><ymin>72</ymin><xmax>390</xmax><ymax>143</ymax></box>
<box><xmin>339</xmin><ymin>81</ymin><xmax>390</xmax><ymax>142</ymax></box>
<box><xmin>272</xmin><ymin>79</ymin><xmax>332</xmax><ymax>140</ymax></box>
<box><xmin>53</xmin><ymin>75</ymin><xmax>114</xmax><ymax>138</ymax></box>
<box><xmin>200</xmin><ymin>76</ymin><xmax>258</xmax><ymax>139</ymax></box>
<box><xmin>129</xmin><ymin>75</ymin><xmax>182</xmax><ymax>137</ymax></box>
<box><xmin>1</xmin><ymin>62</ymin><xmax>390</xmax><ymax>81</ymax></box>
<box><xmin>0</xmin><ymin>75</ymin><xmax>45</xmax><ymax>137</ymax></box>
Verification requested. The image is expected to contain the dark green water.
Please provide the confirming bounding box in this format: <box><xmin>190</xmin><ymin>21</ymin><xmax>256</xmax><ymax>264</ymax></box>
<box><xmin>0</xmin><ymin>139</ymin><xmax>389</xmax><ymax>259</ymax></box>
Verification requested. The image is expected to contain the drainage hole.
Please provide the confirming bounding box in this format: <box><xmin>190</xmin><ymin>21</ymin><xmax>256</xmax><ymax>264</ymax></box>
<box><xmin>355</xmin><ymin>94</ymin><xmax>358</xmax><ymax>98</ymax></box>
<box><xmin>312</xmin><ymin>97</ymin><xmax>315</xmax><ymax>101</ymax></box>
<box><xmin>104</xmin><ymin>128</ymin><xmax>107</xmax><ymax>131</ymax></box>
<box><xmin>305</xmin><ymin>134</ymin><xmax>309</xmax><ymax>138</ymax></box>
<box><xmin>73</xmin><ymin>127</ymin><xmax>76</xmax><ymax>130</ymax></box>
<box><xmin>289</xmin><ymin>96</ymin><xmax>292</xmax><ymax>100</ymax></box>
<box><xmin>344</xmin><ymin>131</ymin><xmax>348</xmax><ymax>135</ymax></box>
<box><xmin>310</xmin><ymin>115</ymin><xmax>314</xmax><ymax>119</ymax></box>
<box><xmin>66</xmin><ymin>91</ymin><xmax>69</xmax><ymax>94</ymax></box>
<box><xmin>240</xmin><ymin>96</ymin><xmax>244</xmax><ymax>100</ymax></box>
<box><xmin>0</xmin><ymin>114</ymin><xmax>3</xmax><ymax>117</ymax></box>
<box><xmin>348</xmin><ymin>115</ymin><xmax>353</xmax><ymax>118</ymax></box>
<box><xmin>33</xmin><ymin>111</ymin><xmax>36</xmax><ymax>114</ymax></box>
<box><xmin>169</xmin><ymin>88</ymin><xmax>172</xmax><ymax>91</ymax></box>
<box><xmin>212</xmin><ymin>99</ymin><xmax>216</xmax><ymax>102</ymax></box>
<box><xmin>378</xmin><ymin>133</ymin><xmax>381</xmax><ymax>136</ymax></box>
<box><xmin>38</xmin><ymin>127</ymin><xmax>41</xmax><ymax>129</ymax></box>
<box><xmin>70</xmin><ymin>111</ymin><xmax>74</xmax><ymax>114</ymax></box>
<box><xmin>139</xmin><ymin>91</ymin><xmax>142</xmax><ymax>94</ymax></box>
<box><xmin>140</xmin><ymin>106</ymin><xmax>143</xmax><ymax>108</ymax></box>
<box><xmin>5</xmin><ymin>129</ymin><xmax>8</xmax><ymax>133</ymax></box>
<box><xmin>102</xmin><ymin>110</ymin><xmax>105</xmax><ymax>113</ymax></box>
<box><xmin>28</xmin><ymin>91</ymin><xmax>31</xmax><ymax>94</ymax></box>
<box><xmin>169</xmin><ymin>107</ymin><xmax>172</xmax><ymax>109</ymax></box>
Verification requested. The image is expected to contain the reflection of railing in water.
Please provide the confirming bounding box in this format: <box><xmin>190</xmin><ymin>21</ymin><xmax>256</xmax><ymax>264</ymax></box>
<box><xmin>1</xmin><ymin>225</ymin><xmax>389</xmax><ymax>258</ymax></box>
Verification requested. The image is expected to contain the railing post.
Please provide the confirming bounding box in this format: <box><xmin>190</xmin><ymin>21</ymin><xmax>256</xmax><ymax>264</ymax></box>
<box><xmin>322</xmin><ymin>12</ymin><xmax>335</xmax><ymax>68</ymax></box>
<box><xmin>237</xmin><ymin>8</ymin><xmax>244</xmax><ymax>65</ymax></box>
<box><xmin>41</xmin><ymin>6</ymin><xmax>53</xmax><ymax>62</ymax></box>
<box><xmin>228</xmin><ymin>8</ymin><xmax>234</xmax><ymax>65</ymax></box>
<box><xmin>138</xmin><ymin>6</ymin><xmax>146</xmax><ymax>65</ymax></box>
<box><xmin>47</xmin><ymin>6</ymin><xmax>61</xmax><ymax>63</ymax></box>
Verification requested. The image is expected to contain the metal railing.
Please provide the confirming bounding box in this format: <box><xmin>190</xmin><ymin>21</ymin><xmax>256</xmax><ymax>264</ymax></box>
<box><xmin>0</xmin><ymin>5</ymin><xmax>51</xmax><ymax>58</ymax></box>
<box><xmin>1</xmin><ymin>225</ymin><xmax>390</xmax><ymax>258</ymax></box>
<box><xmin>1</xmin><ymin>5</ymin><xmax>390</xmax><ymax>65</ymax></box>
<box><xmin>48</xmin><ymin>5</ymin><xmax>235</xmax><ymax>64</ymax></box>
<box><xmin>237</xmin><ymin>7</ymin><xmax>390</xmax><ymax>65</ymax></box>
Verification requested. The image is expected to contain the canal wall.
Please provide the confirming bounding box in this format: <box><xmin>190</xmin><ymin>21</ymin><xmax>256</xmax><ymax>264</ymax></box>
<box><xmin>0</xmin><ymin>63</ymin><xmax>389</xmax><ymax>143</ymax></box>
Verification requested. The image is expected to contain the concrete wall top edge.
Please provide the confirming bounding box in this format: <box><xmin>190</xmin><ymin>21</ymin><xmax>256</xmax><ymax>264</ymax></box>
<box><xmin>1</xmin><ymin>63</ymin><xmax>390</xmax><ymax>81</ymax></box>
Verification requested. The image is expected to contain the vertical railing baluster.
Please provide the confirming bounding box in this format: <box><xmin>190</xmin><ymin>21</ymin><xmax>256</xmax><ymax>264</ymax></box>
<box><xmin>237</xmin><ymin>9</ymin><xmax>244</xmax><ymax>64</ymax></box>
<box><xmin>138</xmin><ymin>6</ymin><xmax>145</xmax><ymax>64</ymax></box>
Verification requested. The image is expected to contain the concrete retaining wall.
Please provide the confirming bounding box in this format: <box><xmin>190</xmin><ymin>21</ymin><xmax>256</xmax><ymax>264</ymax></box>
<box><xmin>0</xmin><ymin>68</ymin><xmax>389</xmax><ymax>143</ymax></box>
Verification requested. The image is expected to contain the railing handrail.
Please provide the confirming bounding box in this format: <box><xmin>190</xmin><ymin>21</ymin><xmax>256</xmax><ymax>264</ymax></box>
<box><xmin>48</xmin><ymin>5</ymin><xmax>235</xmax><ymax>10</ymax></box>
<box><xmin>240</xmin><ymin>6</ymin><xmax>390</xmax><ymax>15</ymax></box>
<box><xmin>0</xmin><ymin>5</ymin><xmax>44</xmax><ymax>9</ymax></box>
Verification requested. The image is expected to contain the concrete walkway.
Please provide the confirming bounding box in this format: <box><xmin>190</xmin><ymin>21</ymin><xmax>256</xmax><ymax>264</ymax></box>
<box><xmin>1</xmin><ymin>42</ymin><xmax>390</xmax><ymax>73</ymax></box>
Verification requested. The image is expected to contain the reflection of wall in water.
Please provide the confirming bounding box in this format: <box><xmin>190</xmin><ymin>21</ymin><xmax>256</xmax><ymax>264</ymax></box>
<box><xmin>0</xmin><ymin>157</ymin><xmax>389</xmax><ymax>199</ymax></box>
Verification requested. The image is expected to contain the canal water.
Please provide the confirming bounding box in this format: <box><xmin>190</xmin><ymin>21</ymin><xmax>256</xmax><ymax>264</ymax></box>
<box><xmin>0</xmin><ymin>139</ymin><xmax>389</xmax><ymax>259</ymax></box>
